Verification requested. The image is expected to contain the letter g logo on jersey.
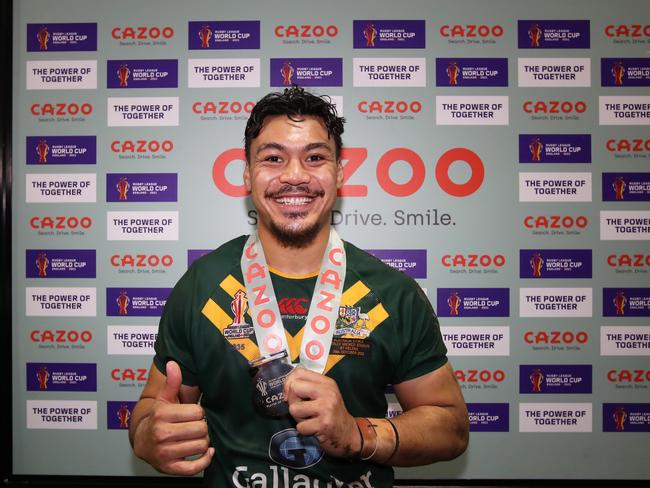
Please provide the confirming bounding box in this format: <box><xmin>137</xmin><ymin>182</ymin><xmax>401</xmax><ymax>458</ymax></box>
<box><xmin>269</xmin><ymin>429</ymin><xmax>323</xmax><ymax>469</ymax></box>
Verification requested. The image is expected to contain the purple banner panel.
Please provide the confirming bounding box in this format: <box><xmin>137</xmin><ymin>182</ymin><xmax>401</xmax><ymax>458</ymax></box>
<box><xmin>435</xmin><ymin>58</ymin><xmax>508</xmax><ymax>87</ymax></box>
<box><xmin>518</xmin><ymin>20</ymin><xmax>590</xmax><ymax>49</ymax></box>
<box><xmin>106</xmin><ymin>287</ymin><xmax>171</xmax><ymax>317</ymax></box>
<box><xmin>602</xmin><ymin>173</ymin><xmax>650</xmax><ymax>202</ymax></box>
<box><xmin>520</xmin><ymin>249</ymin><xmax>592</xmax><ymax>279</ymax></box>
<box><xmin>26</xmin><ymin>363</ymin><xmax>97</xmax><ymax>391</ymax></box>
<box><xmin>519</xmin><ymin>134</ymin><xmax>591</xmax><ymax>163</ymax></box>
<box><xmin>26</xmin><ymin>249</ymin><xmax>96</xmax><ymax>278</ymax></box>
<box><xmin>437</xmin><ymin>288</ymin><xmax>510</xmax><ymax>317</ymax></box>
<box><xmin>520</xmin><ymin>365</ymin><xmax>592</xmax><ymax>394</ymax></box>
<box><xmin>353</xmin><ymin>20</ymin><xmax>426</xmax><ymax>49</ymax></box>
<box><xmin>603</xmin><ymin>288</ymin><xmax>650</xmax><ymax>317</ymax></box>
<box><xmin>188</xmin><ymin>21</ymin><xmax>260</xmax><ymax>50</ymax></box>
<box><xmin>26</xmin><ymin>136</ymin><xmax>96</xmax><ymax>165</ymax></box>
<box><xmin>467</xmin><ymin>403</ymin><xmax>509</xmax><ymax>432</ymax></box>
<box><xmin>603</xmin><ymin>403</ymin><xmax>650</xmax><ymax>432</ymax></box>
<box><xmin>27</xmin><ymin>23</ymin><xmax>97</xmax><ymax>52</ymax></box>
<box><xmin>107</xmin><ymin>401</ymin><xmax>138</xmax><ymax>429</ymax></box>
<box><xmin>365</xmin><ymin>249</ymin><xmax>427</xmax><ymax>279</ymax></box>
<box><xmin>270</xmin><ymin>58</ymin><xmax>343</xmax><ymax>87</ymax></box>
<box><xmin>601</xmin><ymin>58</ymin><xmax>650</xmax><ymax>87</ymax></box>
<box><xmin>107</xmin><ymin>59</ymin><xmax>178</xmax><ymax>88</ymax></box>
<box><xmin>188</xmin><ymin>249</ymin><xmax>212</xmax><ymax>268</ymax></box>
<box><xmin>106</xmin><ymin>173</ymin><xmax>178</xmax><ymax>202</ymax></box>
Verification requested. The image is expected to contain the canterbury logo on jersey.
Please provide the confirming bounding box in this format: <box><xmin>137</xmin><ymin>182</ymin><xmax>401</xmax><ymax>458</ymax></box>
<box><xmin>278</xmin><ymin>297</ymin><xmax>309</xmax><ymax>315</ymax></box>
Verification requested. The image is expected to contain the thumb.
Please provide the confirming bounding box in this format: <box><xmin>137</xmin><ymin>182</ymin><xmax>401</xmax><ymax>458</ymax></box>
<box><xmin>158</xmin><ymin>360</ymin><xmax>182</xmax><ymax>403</ymax></box>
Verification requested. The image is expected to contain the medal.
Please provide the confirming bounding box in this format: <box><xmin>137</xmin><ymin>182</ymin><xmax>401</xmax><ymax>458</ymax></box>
<box><xmin>249</xmin><ymin>351</ymin><xmax>294</xmax><ymax>417</ymax></box>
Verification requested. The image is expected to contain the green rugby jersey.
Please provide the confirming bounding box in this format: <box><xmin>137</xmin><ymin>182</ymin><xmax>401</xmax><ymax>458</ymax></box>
<box><xmin>154</xmin><ymin>236</ymin><xmax>447</xmax><ymax>487</ymax></box>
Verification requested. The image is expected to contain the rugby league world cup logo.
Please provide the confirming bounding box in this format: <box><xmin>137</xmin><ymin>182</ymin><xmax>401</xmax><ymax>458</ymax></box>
<box><xmin>528</xmin><ymin>23</ymin><xmax>542</xmax><ymax>48</ymax></box>
<box><xmin>363</xmin><ymin>23</ymin><xmax>377</xmax><ymax>47</ymax></box>
<box><xmin>530</xmin><ymin>252</ymin><xmax>544</xmax><ymax>278</ymax></box>
<box><xmin>231</xmin><ymin>289</ymin><xmax>249</xmax><ymax>325</ymax></box>
<box><xmin>37</xmin><ymin>366</ymin><xmax>49</xmax><ymax>390</ymax></box>
<box><xmin>529</xmin><ymin>137</ymin><xmax>543</xmax><ymax>161</ymax></box>
<box><xmin>448</xmin><ymin>291</ymin><xmax>461</xmax><ymax>316</ymax></box>
<box><xmin>613</xmin><ymin>176</ymin><xmax>626</xmax><ymax>200</ymax></box>
<box><xmin>117</xmin><ymin>176</ymin><xmax>130</xmax><ymax>201</ymax></box>
<box><xmin>37</xmin><ymin>139</ymin><xmax>49</xmax><ymax>163</ymax></box>
<box><xmin>530</xmin><ymin>368</ymin><xmax>544</xmax><ymax>392</ymax></box>
<box><xmin>614</xmin><ymin>291</ymin><xmax>627</xmax><ymax>316</ymax></box>
<box><xmin>118</xmin><ymin>403</ymin><xmax>131</xmax><ymax>428</ymax></box>
<box><xmin>281</xmin><ymin>61</ymin><xmax>294</xmax><ymax>86</ymax></box>
<box><xmin>117</xmin><ymin>290</ymin><xmax>130</xmax><ymax>315</ymax></box>
<box><xmin>447</xmin><ymin>61</ymin><xmax>460</xmax><ymax>86</ymax></box>
<box><xmin>37</xmin><ymin>26</ymin><xmax>50</xmax><ymax>50</ymax></box>
<box><xmin>612</xmin><ymin>61</ymin><xmax>625</xmax><ymax>86</ymax></box>
<box><xmin>36</xmin><ymin>252</ymin><xmax>49</xmax><ymax>277</ymax></box>
<box><xmin>199</xmin><ymin>24</ymin><xmax>213</xmax><ymax>48</ymax></box>
<box><xmin>117</xmin><ymin>63</ymin><xmax>130</xmax><ymax>87</ymax></box>
<box><xmin>614</xmin><ymin>407</ymin><xmax>627</xmax><ymax>431</ymax></box>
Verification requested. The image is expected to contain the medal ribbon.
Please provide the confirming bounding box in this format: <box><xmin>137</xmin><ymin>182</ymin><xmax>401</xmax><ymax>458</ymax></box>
<box><xmin>241</xmin><ymin>229</ymin><xmax>346</xmax><ymax>374</ymax></box>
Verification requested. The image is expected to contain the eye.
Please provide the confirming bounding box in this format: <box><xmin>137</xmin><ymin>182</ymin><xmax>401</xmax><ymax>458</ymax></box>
<box><xmin>263</xmin><ymin>155</ymin><xmax>282</xmax><ymax>163</ymax></box>
<box><xmin>306</xmin><ymin>154</ymin><xmax>325</xmax><ymax>162</ymax></box>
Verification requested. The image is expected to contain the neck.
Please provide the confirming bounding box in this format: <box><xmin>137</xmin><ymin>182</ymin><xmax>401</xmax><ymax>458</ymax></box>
<box><xmin>257</xmin><ymin>225</ymin><xmax>331</xmax><ymax>276</ymax></box>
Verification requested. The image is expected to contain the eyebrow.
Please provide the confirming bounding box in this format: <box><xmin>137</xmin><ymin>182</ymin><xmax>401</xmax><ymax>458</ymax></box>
<box><xmin>255</xmin><ymin>142</ymin><xmax>333</xmax><ymax>155</ymax></box>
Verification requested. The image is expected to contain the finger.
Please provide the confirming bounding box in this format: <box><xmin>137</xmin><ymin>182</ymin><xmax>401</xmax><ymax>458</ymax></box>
<box><xmin>161</xmin><ymin>436</ymin><xmax>211</xmax><ymax>460</ymax></box>
<box><xmin>152</xmin><ymin>419</ymin><xmax>209</xmax><ymax>444</ymax></box>
<box><xmin>154</xmin><ymin>403</ymin><xmax>205</xmax><ymax>423</ymax></box>
<box><xmin>288</xmin><ymin>398</ymin><xmax>321</xmax><ymax>421</ymax></box>
<box><xmin>293</xmin><ymin>417</ymin><xmax>320</xmax><ymax>438</ymax></box>
<box><xmin>285</xmin><ymin>378</ymin><xmax>323</xmax><ymax>403</ymax></box>
<box><xmin>158</xmin><ymin>360</ymin><xmax>183</xmax><ymax>404</ymax></box>
<box><xmin>166</xmin><ymin>446</ymin><xmax>215</xmax><ymax>476</ymax></box>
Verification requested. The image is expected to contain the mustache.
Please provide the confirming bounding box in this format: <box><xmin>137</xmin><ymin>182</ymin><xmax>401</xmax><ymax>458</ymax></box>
<box><xmin>264</xmin><ymin>185</ymin><xmax>325</xmax><ymax>199</ymax></box>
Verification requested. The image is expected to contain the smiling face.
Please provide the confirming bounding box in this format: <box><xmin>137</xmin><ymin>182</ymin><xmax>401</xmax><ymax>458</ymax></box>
<box><xmin>244</xmin><ymin>114</ymin><xmax>343</xmax><ymax>249</ymax></box>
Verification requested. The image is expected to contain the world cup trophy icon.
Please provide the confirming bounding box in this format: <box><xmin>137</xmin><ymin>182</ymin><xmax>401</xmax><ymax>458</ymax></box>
<box><xmin>117</xmin><ymin>176</ymin><xmax>130</xmax><ymax>201</ymax></box>
<box><xmin>37</xmin><ymin>366</ymin><xmax>49</xmax><ymax>390</ymax></box>
<box><xmin>281</xmin><ymin>61</ymin><xmax>294</xmax><ymax>86</ymax></box>
<box><xmin>448</xmin><ymin>291</ymin><xmax>461</xmax><ymax>316</ymax></box>
<box><xmin>528</xmin><ymin>23</ymin><xmax>542</xmax><ymax>48</ymax></box>
<box><xmin>37</xmin><ymin>139</ymin><xmax>49</xmax><ymax>163</ymax></box>
<box><xmin>36</xmin><ymin>252</ymin><xmax>49</xmax><ymax>277</ymax></box>
<box><xmin>613</xmin><ymin>176</ymin><xmax>626</xmax><ymax>200</ymax></box>
<box><xmin>117</xmin><ymin>290</ymin><xmax>130</xmax><ymax>315</ymax></box>
<box><xmin>363</xmin><ymin>23</ymin><xmax>377</xmax><ymax>47</ymax></box>
<box><xmin>447</xmin><ymin>61</ymin><xmax>460</xmax><ymax>86</ymax></box>
<box><xmin>529</xmin><ymin>137</ymin><xmax>543</xmax><ymax>162</ymax></box>
<box><xmin>612</xmin><ymin>61</ymin><xmax>625</xmax><ymax>86</ymax></box>
<box><xmin>231</xmin><ymin>289</ymin><xmax>249</xmax><ymax>325</ymax></box>
<box><xmin>530</xmin><ymin>368</ymin><xmax>544</xmax><ymax>392</ymax></box>
<box><xmin>614</xmin><ymin>291</ymin><xmax>627</xmax><ymax>316</ymax></box>
<box><xmin>199</xmin><ymin>24</ymin><xmax>213</xmax><ymax>48</ymax></box>
<box><xmin>613</xmin><ymin>407</ymin><xmax>627</xmax><ymax>431</ymax></box>
<box><xmin>118</xmin><ymin>63</ymin><xmax>130</xmax><ymax>87</ymax></box>
<box><xmin>530</xmin><ymin>252</ymin><xmax>544</xmax><ymax>278</ymax></box>
<box><xmin>117</xmin><ymin>403</ymin><xmax>131</xmax><ymax>428</ymax></box>
<box><xmin>37</xmin><ymin>26</ymin><xmax>50</xmax><ymax>50</ymax></box>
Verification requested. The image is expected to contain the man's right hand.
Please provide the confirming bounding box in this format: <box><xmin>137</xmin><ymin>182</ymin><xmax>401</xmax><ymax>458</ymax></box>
<box><xmin>131</xmin><ymin>361</ymin><xmax>214</xmax><ymax>475</ymax></box>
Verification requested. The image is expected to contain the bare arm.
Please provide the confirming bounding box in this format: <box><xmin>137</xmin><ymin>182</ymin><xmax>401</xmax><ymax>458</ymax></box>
<box><xmin>129</xmin><ymin>361</ymin><xmax>214</xmax><ymax>475</ymax></box>
<box><xmin>283</xmin><ymin>362</ymin><xmax>468</xmax><ymax>466</ymax></box>
<box><xmin>386</xmin><ymin>362</ymin><xmax>469</xmax><ymax>465</ymax></box>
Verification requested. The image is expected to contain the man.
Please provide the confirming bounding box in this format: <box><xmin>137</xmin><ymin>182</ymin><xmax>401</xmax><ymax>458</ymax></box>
<box><xmin>129</xmin><ymin>87</ymin><xmax>468</xmax><ymax>487</ymax></box>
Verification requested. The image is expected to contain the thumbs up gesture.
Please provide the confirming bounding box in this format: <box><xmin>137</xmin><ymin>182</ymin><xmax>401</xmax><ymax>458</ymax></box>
<box><xmin>130</xmin><ymin>361</ymin><xmax>215</xmax><ymax>475</ymax></box>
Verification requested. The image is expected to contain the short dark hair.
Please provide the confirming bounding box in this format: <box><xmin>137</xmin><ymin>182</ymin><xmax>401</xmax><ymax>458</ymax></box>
<box><xmin>244</xmin><ymin>86</ymin><xmax>345</xmax><ymax>162</ymax></box>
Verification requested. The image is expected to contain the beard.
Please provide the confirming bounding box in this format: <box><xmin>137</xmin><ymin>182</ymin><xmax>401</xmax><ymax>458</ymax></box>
<box><xmin>263</xmin><ymin>185</ymin><xmax>326</xmax><ymax>249</ymax></box>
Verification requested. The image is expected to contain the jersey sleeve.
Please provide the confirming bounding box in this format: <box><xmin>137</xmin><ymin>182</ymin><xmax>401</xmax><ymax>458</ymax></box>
<box><xmin>392</xmin><ymin>284</ymin><xmax>448</xmax><ymax>384</ymax></box>
<box><xmin>153</xmin><ymin>267</ymin><xmax>199</xmax><ymax>386</ymax></box>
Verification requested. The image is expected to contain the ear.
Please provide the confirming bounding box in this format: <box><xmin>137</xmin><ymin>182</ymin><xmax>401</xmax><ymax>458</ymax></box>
<box><xmin>243</xmin><ymin>161</ymin><xmax>252</xmax><ymax>192</ymax></box>
<box><xmin>336</xmin><ymin>159</ymin><xmax>344</xmax><ymax>190</ymax></box>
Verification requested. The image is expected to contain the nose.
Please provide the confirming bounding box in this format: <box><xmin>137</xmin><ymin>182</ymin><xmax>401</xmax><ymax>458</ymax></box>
<box><xmin>279</xmin><ymin>156</ymin><xmax>310</xmax><ymax>185</ymax></box>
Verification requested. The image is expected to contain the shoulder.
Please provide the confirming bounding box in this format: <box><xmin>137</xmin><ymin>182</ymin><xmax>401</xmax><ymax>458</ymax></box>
<box><xmin>343</xmin><ymin>240</ymin><xmax>426</xmax><ymax>305</ymax></box>
<box><xmin>188</xmin><ymin>235</ymin><xmax>248</xmax><ymax>280</ymax></box>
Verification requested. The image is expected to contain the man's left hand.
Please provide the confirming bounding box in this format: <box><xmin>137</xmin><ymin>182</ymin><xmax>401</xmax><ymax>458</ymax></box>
<box><xmin>283</xmin><ymin>367</ymin><xmax>360</xmax><ymax>458</ymax></box>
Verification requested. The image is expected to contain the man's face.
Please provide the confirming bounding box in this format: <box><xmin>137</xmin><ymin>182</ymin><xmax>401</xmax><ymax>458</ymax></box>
<box><xmin>244</xmin><ymin>114</ymin><xmax>343</xmax><ymax>248</ymax></box>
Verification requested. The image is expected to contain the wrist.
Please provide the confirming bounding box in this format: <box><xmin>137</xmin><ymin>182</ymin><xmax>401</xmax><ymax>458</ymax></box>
<box><xmin>353</xmin><ymin>417</ymin><xmax>399</xmax><ymax>464</ymax></box>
